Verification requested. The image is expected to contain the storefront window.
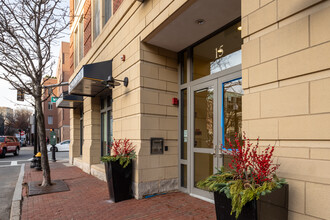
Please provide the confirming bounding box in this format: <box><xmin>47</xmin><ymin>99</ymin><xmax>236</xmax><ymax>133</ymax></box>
<box><xmin>193</xmin><ymin>22</ymin><xmax>242</xmax><ymax>80</ymax></box>
<box><xmin>80</xmin><ymin>106</ymin><xmax>83</xmax><ymax>155</ymax></box>
<box><xmin>100</xmin><ymin>94</ymin><xmax>112</xmax><ymax>157</ymax></box>
<box><xmin>101</xmin><ymin>112</ymin><xmax>107</xmax><ymax>156</ymax></box>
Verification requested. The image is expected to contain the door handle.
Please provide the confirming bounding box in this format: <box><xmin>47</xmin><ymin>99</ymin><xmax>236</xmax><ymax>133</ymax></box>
<box><xmin>211</xmin><ymin>145</ymin><xmax>216</xmax><ymax>155</ymax></box>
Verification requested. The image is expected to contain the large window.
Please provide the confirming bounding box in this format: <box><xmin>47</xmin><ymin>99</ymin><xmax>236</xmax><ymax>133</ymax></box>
<box><xmin>74</xmin><ymin>16</ymin><xmax>84</xmax><ymax>68</ymax></box>
<box><xmin>79</xmin><ymin>18</ymin><xmax>84</xmax><ymax>61</ymax></box>
<box><xmin>74</xmin><ymin>29</ymin><xmax>79</xmax><ymax>68</ymax></box>
<box><xmin>180</xmin><ymin>21</ymin><xmax>242</xmax><ymax>84</ymax></box>
<box><xmin>93</xmin><ymin>0</ymin><xmax>100</xmax><ymax>40</ymax></box>
<box><xmin>100</xmin><ymin>93</ymin><xmax>113</xmax><ymax>157</ymax></box>
<box><xmin>93</xmin><ymin>0</ymin><xmax>112</xmax><ymax>41</ymax></box>
<box><xmin>104</xmin><ymin>0</ymin><xmax>112</xmax><ymax>26</ymax></box>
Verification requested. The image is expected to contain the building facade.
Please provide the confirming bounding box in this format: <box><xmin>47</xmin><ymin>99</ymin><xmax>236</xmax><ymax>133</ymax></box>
<box><xmin>67</xmin><ymin>0</ymin><xmax>330</xmax><ymax>219</ymax></box>
<box><xmin>56</xmin><ymin>42</ymin><xmax>71</xmax><ymax>142</ymax></box>
<box><xmin>42</xmin><ymin>77</ymin><xmax>59</xmax><ymax>139</ymax></box>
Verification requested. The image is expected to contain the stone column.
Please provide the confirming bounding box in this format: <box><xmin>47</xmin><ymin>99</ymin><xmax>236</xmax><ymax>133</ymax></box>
<box><xmin>81</xmin><ymin>97</ymin><xmax>101</xmax><ymax>173</ymax></box>
<box><xmin>69</xmin><ymin>108</ymin><xmax>81</xmax><ymax>164</ymax></box>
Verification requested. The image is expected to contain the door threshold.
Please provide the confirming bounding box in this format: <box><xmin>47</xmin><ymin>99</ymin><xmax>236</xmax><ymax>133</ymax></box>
<box><xmin>190</xmin><ymin>193</ymin><xmax>214</xmax><ymax>204</ymax></box>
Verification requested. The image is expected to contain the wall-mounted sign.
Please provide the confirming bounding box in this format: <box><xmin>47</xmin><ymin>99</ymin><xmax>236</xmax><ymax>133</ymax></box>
<box><xmin>51</xmin><ymin>97</ymin><xmax>59</xmax><ymax>103</ymax></box>
<box><xmin>69</xmin><ymin>68</ymin><xmax>84</xmax><ymax>94</ymax></box>
<box><xmin>215</xmin><ymin>45</ymin><xmax>224</xmax><ymax>59</ymax></box>
<box><xmin>150</xmin><ymin>138</ymin><xmax>164</xmax><ymax>154</ymax></box>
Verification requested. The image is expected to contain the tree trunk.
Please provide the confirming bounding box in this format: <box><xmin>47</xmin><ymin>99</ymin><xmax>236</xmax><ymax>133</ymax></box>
<box><xmin>35</xmin><ymin>97</ymin><xmax>52</xmax><ymax>186</ymax></box>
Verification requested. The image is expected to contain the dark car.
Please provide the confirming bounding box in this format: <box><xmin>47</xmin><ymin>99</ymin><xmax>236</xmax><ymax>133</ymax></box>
<box><xmin>0</xmin><ymin>136</ymin><xmax>20</xmax><ymax>158</ymax></box>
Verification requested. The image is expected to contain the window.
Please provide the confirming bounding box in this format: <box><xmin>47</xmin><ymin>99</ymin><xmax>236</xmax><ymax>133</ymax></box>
<box><xmin>93</xmin><ymin>0</ymin><xmax>112</xmax><ymax>41</ymax></box>
<box><xmin>93</xmin><ymin>0</ymin><xmax>100</xmax><ymax>40</ymax></box>
<box><xmin>104</xmin><ymin>0</ymin><xmax>112</xmax><ymax>26</ymax></box>
<box><xmin>192</xmin><ymin>21</ymin><xmax>242</xmax><ymax>81</ymax></box>
<box><xmin>62</xmin><ymin>110</ymin><xmax>65</xmax><ymax>120</ymax></box>
<box><xmin>100</xmin><ymin>94</ymin><xmax>113</xmax><ymax>158</ymax></box>
<box><xmin>74</xmin><ymin>16</ymin><xmax>84</xmax><ymax>68</ymax></box>
<box><xmin>74</xmin><ymin>29</ymin><xmax>79</xmax><ymax>68</ymax></box>
<box><xmin>62</xmin><ymin>53</ymin><xmax>65</xmax><ymax>64</ymax></box>
<box><xmin>48</xmin><ymin>116</ymin><xmax>53</xmax><ymax>125</ymax></box>
<box><xmin>48</xmin><ymin>102</ymin><xmax>53</xmax><ymax>110</ymax></box>
<box><xmin>79</xmin><ymin>18</ymin><xmax>84</xmax><ymax>61</ymax></box>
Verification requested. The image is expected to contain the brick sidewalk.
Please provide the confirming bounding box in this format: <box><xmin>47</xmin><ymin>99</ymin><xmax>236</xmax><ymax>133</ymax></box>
<box><xmin>21</xmin><ymin>162</ymin><xmax>216</xmax><ymax>220</ymax></box>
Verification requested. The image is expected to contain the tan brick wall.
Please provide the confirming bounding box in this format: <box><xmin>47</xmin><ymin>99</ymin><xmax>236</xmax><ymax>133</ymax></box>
<box><xmin>69</xmin><ymin>0</ymin><xmax>188</xmax><ymax>199</ymax></box>
<box><xmin>242</xmin><ymin>1</ymin><xmax>330</xmax><ymax>219</ymax></box>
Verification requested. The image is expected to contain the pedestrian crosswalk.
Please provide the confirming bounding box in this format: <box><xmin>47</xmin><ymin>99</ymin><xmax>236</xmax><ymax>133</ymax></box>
<box><xmin>0</xmin><ymin>160</ymin><xmax>29</xmax><ymax>167</ymax></box>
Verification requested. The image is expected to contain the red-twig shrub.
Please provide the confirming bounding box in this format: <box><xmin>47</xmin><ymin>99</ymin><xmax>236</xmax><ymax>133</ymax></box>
<box><xmin>223</xmin><ymin>133</ymin><xmax>279</xmax><ymax>184</ymax></box>
<box><xmin>111</xmin><ymin>138</ymin><xmax>135</xmax><ymax>157</ymax></box>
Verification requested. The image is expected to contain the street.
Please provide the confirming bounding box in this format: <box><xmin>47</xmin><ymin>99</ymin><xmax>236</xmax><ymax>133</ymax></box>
<box><xmin>0</xmin><ymin>146</ymin><xmax>68</xmax><ymax>220</ymax></box>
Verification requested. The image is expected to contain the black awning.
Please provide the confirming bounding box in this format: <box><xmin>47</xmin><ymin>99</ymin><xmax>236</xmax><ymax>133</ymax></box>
<box><xmin>56</xmin><ymin>91</ymin><xmax>83</xmax><ymax>109</ymax></box>
<box><xmin>68</xmin><ymin>60</ymin><xmax>112</xmax><ymax>96</ymax></box>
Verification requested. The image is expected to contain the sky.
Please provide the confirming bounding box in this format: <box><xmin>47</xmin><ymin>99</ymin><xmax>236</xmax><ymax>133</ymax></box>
<box><xmin>0</xmin><ymin>0</ymin><xmax>70</xmax><ymax>111</ymax></box>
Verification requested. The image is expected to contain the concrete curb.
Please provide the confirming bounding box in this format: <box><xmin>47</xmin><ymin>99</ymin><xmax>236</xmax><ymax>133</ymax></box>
<box><xmin>10</xmin><ymin>164</ymin><xmax>25</xmax><ymax>220</ymax></box>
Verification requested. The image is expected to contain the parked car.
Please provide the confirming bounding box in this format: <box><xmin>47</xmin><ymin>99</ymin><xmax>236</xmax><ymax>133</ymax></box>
<box><xmin>0</xmin><ymin>136</ymin><xmax>20</xmax><ymax>158</ymax></box>
<box><xmin>15</xmin><ymin>134</ymin><xmax>27</xmax><ymax>146</ymax></box>
<box><xmin>18</xmin><ymin>138</ymin><xmax>26</xmax><ymax>147</ymax></box>
<box><xmin>47</xmin><ymin>140</ymin><xmax>70</xmax><ymax>152</ymax></box>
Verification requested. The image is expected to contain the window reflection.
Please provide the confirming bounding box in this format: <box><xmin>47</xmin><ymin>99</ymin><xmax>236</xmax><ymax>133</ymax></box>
<box><xmin>223</xmin><ymin>79</ymin><xmax>243</xmax><ymax>147</ymax></box>
<box><xmin>194</xmin><ymin>87</ymin><xmax>214</xmax><ymax>149</ymax></box>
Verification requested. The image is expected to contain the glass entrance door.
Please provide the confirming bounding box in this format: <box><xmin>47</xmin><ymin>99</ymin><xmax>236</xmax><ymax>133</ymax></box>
<box><xmin>190</xmin><ymin>79</ymin><xmax>220</xmax><ymax>199</ymax></box>
<box><xmin>188</xmin><ymin>75</ymin><xmax>243</xmax><ymax>200</ymax></box>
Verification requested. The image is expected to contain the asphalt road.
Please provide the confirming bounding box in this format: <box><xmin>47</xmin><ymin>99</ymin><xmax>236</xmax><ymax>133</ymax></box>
<box><xmin>0</xmin><ymin>146</ymin><xmax>69</xmax><ymax>220</ymax></box>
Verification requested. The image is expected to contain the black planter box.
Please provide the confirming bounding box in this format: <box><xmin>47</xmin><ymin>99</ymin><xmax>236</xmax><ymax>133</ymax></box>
<box><xmin>214</xmin><ymin>184</ymin><xmax>288</xmax><ymax>220</ymax></box>
<box><xmin>104</xmin><ymin>160</ymin><xmax>133</xmax><ymax>203</ymax></box>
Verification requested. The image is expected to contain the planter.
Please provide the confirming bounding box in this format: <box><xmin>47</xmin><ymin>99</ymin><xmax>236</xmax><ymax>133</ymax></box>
<box><xmin>104</xmin><ymin>160</ymin><xmax>133</xmax><ymax>203</ymax></box>
<box><xmin>214</xmin><ymin>184</ymin><xmax>288</xmax><ymax>220</ymax></box>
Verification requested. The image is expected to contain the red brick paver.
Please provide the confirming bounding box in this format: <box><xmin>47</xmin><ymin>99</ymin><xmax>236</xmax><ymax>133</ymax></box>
<box><xmin>21</xmin><ymin>162</ymin><xmax>216</xmax><ymax>220</ymax></box>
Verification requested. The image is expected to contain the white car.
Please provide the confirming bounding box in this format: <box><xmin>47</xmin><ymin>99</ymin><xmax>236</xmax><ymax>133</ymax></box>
<box><xmin>47</xmin><ymin>140</ymin><xmax>70</xmax><ymax>152</ymax></box>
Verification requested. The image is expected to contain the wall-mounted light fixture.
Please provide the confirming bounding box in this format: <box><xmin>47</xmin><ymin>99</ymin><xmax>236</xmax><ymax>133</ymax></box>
<box><xmin>102</xmin><ymin>76</ymin><xmax>129</xmax><ymax>89</ymax></box>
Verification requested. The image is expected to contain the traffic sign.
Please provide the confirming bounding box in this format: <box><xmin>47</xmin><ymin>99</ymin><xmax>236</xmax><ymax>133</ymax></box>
<box><xmin>51</xmin><ymin>97</ymin><xmax>59</xmax><ymax>103</ymax></box>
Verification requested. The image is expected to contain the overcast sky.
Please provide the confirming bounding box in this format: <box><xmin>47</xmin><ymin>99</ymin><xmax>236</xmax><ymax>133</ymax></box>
<box><xmin>0</xmin><ymin>0</ymin><xmax>70</xmax><ymax>111</ymax></box>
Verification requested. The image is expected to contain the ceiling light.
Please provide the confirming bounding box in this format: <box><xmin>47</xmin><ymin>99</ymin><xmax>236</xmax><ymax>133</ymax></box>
<box><xmin>195</xmin><ymin>19</ymin><xmax>205</xmax><ymax>25</ymax></box>
<box><xmin>237</xmin><ymin>26</ymin><xmax>242</xmax><ymax>31</ymax></box>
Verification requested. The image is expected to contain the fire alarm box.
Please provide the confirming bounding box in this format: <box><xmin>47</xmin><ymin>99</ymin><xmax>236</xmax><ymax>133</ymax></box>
<box><xmin>172</xmin><ymin>98</ymin><xmax>179</xmax><ymax>105</ymax></box>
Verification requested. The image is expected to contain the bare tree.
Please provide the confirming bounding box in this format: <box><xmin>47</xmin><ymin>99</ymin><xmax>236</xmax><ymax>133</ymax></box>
<box><xmin>0</xmin><ymin>0</ymin><xmax>68</xmax><ymax>186</ymax></box>
<box><xmin>6</xmin><ymin>108</ymin><xmax>32</xmax><ymax>132</ymax></box>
